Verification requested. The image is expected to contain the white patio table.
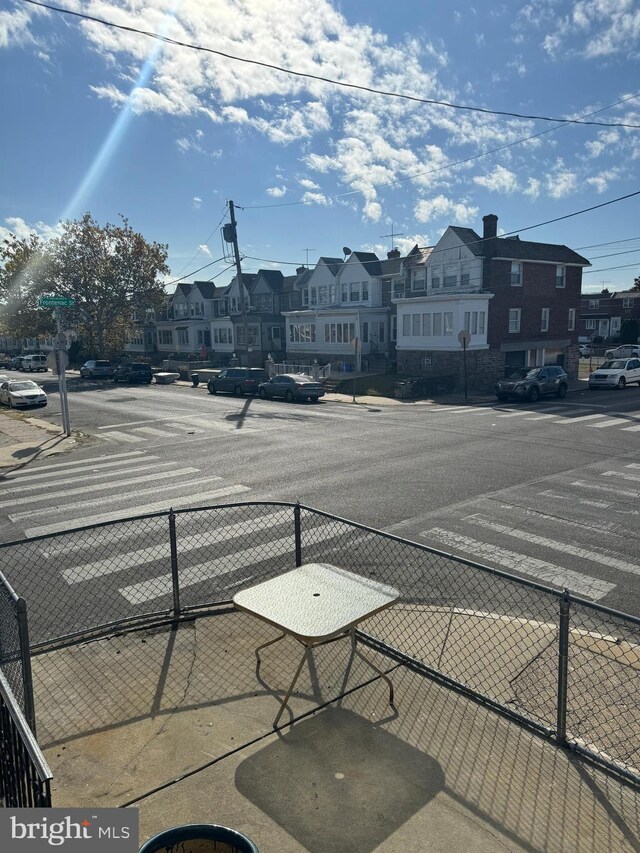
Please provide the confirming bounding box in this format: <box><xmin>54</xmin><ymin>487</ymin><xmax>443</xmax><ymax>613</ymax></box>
<box><xmin>233</xmin><ymin>562</ymin><xmax>400</xmax><ymax>727</ymax></box>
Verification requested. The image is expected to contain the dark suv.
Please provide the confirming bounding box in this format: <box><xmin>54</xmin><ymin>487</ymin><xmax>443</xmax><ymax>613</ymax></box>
<box><xmin>495</xmin><ymin>365</ymin><xmax>568</xmax><ymax>403</ymax></box>
<box><xmin>207</xmin><ymin>368</ymin><xmax>269</xmax><ymax>396</ymax></box>
<box><xmin>113</xmin><ymin>362</ymin><xmax>153</xmax><ymax>384</ymax></box>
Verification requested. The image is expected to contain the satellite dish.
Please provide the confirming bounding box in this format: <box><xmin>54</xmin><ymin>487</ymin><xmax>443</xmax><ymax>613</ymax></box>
<box><xmin>342</xmin><ymin>246</ymin><xmax>352</xmax><ymax>256</ymax></box>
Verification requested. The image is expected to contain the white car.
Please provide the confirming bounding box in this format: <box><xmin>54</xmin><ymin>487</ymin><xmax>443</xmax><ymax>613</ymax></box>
<box><xmin>579</xmin><ymin>344</ymin><xmax>593</xmax><ymax>358</ymax></box>
<box><xmin>604</xmin><ymin>344</ymin><xmax>640</xmax><ymax>360</ymax></box>
<box><xmin>0</xmin><ymin>379</ymin><xmax>48</xmax><ymax>408</ymax></box>
<box><xmin>588</xmin><ymin>358</ymin><xmax>640</xmax><ymax>390</ymax></box>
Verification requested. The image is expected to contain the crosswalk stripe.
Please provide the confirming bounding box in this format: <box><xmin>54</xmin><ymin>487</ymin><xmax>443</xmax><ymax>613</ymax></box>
<box><xmin>22</xmin><ymin>484</ymin><xmax>251</xmax><ymax>538</ymax></box>
<box><xmin>621</xmin><ymin>424</ymin><xmax>640</xmax><ymax>432</ymax></box>
<box><xmin>62</xmin><ymin>508</ymin><xmax>293</xmax><ymax>583</ymax></box>
<box><xmin>589</xmin><ymin>418</ymin><xmax>630</xmax><ymax>429</ymax></box>
<box><xmin>523</xmin><ymin>413</ymin><xmax>559</xmax><ymax>420</ymax></box>
<box><xmin>118</xmin><ymin>523</ymin><xmax>336</xmax><ymax>604</ymax></box>
<box><xmin>496</xmin><ymin>410</ymin><xmax>536</xmax><ymax>418</ymax></box>
<box><xmin>1</xmin><ymin>450</ymin><xmax>147</xmax><ymax>479</ymax></box>
<box><xmin>602</xmin><ymin>470</ymin><xmax>640</xmax><ymax>483</ymax></box>
<box><xmin>465</xmin><ymin>514</ymin><xmax>640</xmax><ymax>576</ymax></box>
<box><xmin>420</xmin><ymin>527</ymin><xmax>615</xmax><ymax>600</ymax></box>
<box><xmin>0</xmin><ymin>468</ymin><xmax>200</xmax><ymax>509</ymax></box>
<box><xmin>165</xmin><ymin>422</ymin><xmax>205</xmax><ymax>432</ymax></box>
<box><xmin>554</xmin><ymin>414</ymin><xmax>608</xmax><ymax>425</ymax></box>
<box><xmin>133</xmin><ymin>426</ymin><xmax>180</xmax><ymax>437</ymax></box>
<box><xmin>100</xmin><ymin>431</ymin><xmax>145</xmax><ymax>443</ymax></box>
<box><xmin>3</xmin><ymin>462</ymin><xmax>178</xmax><ymax>495</ymax></box>
<box><xmin>8</xmin><ymin>475</ymin><xmax>225</xmax><ymax>523</ymax></box>
<box><xmin>571</xmin><ymin>480</ymin><xmax>640</xmax><ymax>499</ymax></box>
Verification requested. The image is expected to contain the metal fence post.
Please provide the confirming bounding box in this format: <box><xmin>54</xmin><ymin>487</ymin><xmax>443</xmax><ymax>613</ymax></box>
<box><xmin>16</xmin><ymin>597</ymin><xmax>36</xmax><ymax>736</ymax></box>
<box><xmin>556</xmin><ymin>589</ymin><xmax>570</xmax><ymax>745</ymax></box>
<box><xmin>294</xmin><ymin>503</ymin><xmax>302</xmax><ymax>567</ymax></box>
<box><xmin>168</xmin><ymin>509</ymin><xmax>181</xmax><ymax>617</ymax></box>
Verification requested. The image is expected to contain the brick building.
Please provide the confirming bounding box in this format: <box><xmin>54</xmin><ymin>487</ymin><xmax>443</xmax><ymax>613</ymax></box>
<box><xmin>579</xmin><ymin>288</ymin><xmax>640</xmax><ymax>343</ymax></box>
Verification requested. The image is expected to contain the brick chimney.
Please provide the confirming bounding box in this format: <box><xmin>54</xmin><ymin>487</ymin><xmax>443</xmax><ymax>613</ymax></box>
<box><xmin>296</xmin><ymin>266</ymin><xmax>307</xmax><ymax>275</ymax></box>
<box><xmin>482</xmin><ymin>214</ymin><xmax>498</xmax><ymax>240</ymax></box>
<box><xmin>387</xmin><ymin>248</ymin><xmax>401</xmax><ymax>259</ymax></box>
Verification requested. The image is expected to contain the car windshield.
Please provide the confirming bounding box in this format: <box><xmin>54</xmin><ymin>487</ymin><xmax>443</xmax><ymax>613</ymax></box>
<box><xmin>601</xmin><ymin>360</ymin><xmax>627</xmax><ymax>370</ymax></box>
<box><xmin>96</xmin><ymin>361</ymin><xmax>111</xmax><ymax>367</ymax></box>
<box><xmin>10</xmin><ymin>381</ymin><xmax>39</xmax><ymax>391</ymax></box>
<box><xmin>507</xmin><ymin>368</ymin><xmax>538</xmax><ymax>380</ymax></box>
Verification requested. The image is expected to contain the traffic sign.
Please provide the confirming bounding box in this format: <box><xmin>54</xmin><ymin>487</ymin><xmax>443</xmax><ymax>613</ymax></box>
<box><xmin>47</xmin><ymin>350</ymin><xmax>68</xmax><ymax>374</ymax></box>
<box><xmin>38</xmin><ymin>296</ymin><xmax>75</xmax><ymax>307</ymax></box>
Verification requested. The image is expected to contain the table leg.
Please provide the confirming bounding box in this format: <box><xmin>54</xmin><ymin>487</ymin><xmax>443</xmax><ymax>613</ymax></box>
<box><xmin>350</xmin><ymin>629</ymin><xmax>395</xmax><ymax>706</ymax></box>
<box><xmin>273</xmin><ymin>645</ymin><xmax>311</xmax><ymax>728</ymax></box>
<box><xmin>255</xmin><ymin>631</ymin><xmax>286</xmax><ymax>669</ymax></box>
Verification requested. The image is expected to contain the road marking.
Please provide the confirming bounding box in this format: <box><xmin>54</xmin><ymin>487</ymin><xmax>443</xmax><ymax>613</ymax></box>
<box><xmin>0</xmin><ymin>468</ymin><xmax>200</xmax><ymax>509</ymax></box>
<box><xmin>523</xmin><ymin>413</ymin><xmax>559</xmax><ymax>420</ymax></box>
<box><xmin>621</xmin><ymin>424</ymin><xmax>640</xmax><ymax>432</ymax></box>
<box><xmin>8</xmin><ymin>474</ymin><xmax>225</xmax><ymax>522</ymax></box>
<box><xmin>100</xmin><ymin>431</ymin><xmax>145</xmax><ymax>443</ymax></box>
<box><xmin>496</xmin><ymin>410</ymin><xmax>537</xmax><ymax>418</ymax></box>
<box><xmin>62</xmin><ymin>508</ymin><xmax>293</xmax><ymax>583</ymax></box>
<box><xmin>420</xmin><ymin>528</ymin><xmax>615</xmax><ymax>600</ymax></box>
<box><xmin>22</xmin><ymin>484</ymin><xmax>251</xmax><ymax>538</ymax></box>
<box><xmin>589</xmin><ymin>418</ymin><xmax>630</xmax><ymax>428</ymax></box>
<box><xmin>3</xmin><ymin>462</ymin><xmax>178</xmax><ymax>494</ymax></box>
<box><xmin>132</xmin><ymin>426</ymin><xmax>180</xmax><ymax>438</ymax></box>
<box><xmin>98</xmin><ymin>419</ymin><xmax>161</xmax><ymax>429</ymax></box>
<box><xmin>465</xmin><ymin>514</ymin><xmax>640</xmax><ymax>576</ymax></box>
<box><xmin>0</xmin><ymin>450</ymin><xmax>147</xmax><ymax>478</ymax></box>
<box><xmin>165</xmin><ymin>422</ymin><xmax>205</xmax><ymax>432</ymax></box>
<box><xmin>571</xmin><ymin>480</ymin><xmax>640</xmax><ymax>499</ymax></box>
<box><xmin>553</xmin><ymin>414</ymin><xmax>608</xmax><ymax>425</ymax></box>
<box><xmin>602</xmin><ymin>470</ymin><xmax>640</xmax><ymax>483</ymax></box>
<box><xmin>118</xmin><ymin>523</ymin><xmax>336</xmax><ymax>603</ymax></box>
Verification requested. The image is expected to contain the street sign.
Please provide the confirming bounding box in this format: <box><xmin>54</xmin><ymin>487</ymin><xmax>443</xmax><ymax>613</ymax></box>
<box><xmin>458</xmin><ymin>329</ymin><xmax>471</xmax><ymax>347</ymax></box>
<box><xmin>38</xmin><ymin>296</ymin><xmax>75</xmax><ymax>307</ymax></box>
<box><xmin>47</xmin><ymin>350</ymin><xmax>68</xmax><ymax>374</ymax></box>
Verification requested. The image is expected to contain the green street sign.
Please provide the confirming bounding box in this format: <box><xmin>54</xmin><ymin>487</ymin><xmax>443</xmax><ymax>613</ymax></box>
<box><xmin>38</xmin><ymin>296</ymin><xmax>75</xmax><ymax>307</ymax></box>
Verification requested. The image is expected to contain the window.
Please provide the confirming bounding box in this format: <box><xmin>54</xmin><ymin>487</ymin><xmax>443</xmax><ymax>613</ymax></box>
<box><xmin>288</xmin><ymin>323</ymin><xmax>316</xmax><ymax>343</ymax></box>
<box><xmin>412</xmin><ymin>314</ymin><xmax>421</xmax><ymax>336</ymax></box>
<box><xmin>248</xmin><ymin>327</ymin><xmax>259</xmax><ymax>346</ymax></box>
<box><xmin>177</xmin><ymin>329</ymin><xmax>189</xmax><ymax>346</ymax></box>
<box><xmin>623</xmin><ymin>297</ymin><xmax>635</xmax><ymax>308</ymax></box>
<box><xmin>341</xmin><ymin>283</ymin><xmax>348</xmax><ymax>302</ymax></box>
<box><xmin>413</xmin><ymin>272</ymin><xmax>426</xmax><ymax>291</ymax></box>
<box><xmin>350</xmin><ymin>283</ymin><xmax>360</xmax><ymax>302</ymax></box>
<box><xmin>270</xmin><ymin>326</ymin><xmax>281</xmax><ymax>341</ymax></box>
<box><xmin>361</xmin><ymin>322</ymin><xmax>369</xmax><ymax>343</ymax></box>
<box><xmin>302</xmin><ymin>289</ymin><xmax>309</xmax><ymax>306</ymax></box>
<box><xmin>309</xmin><ymin>286</ymin><xmax>317</xmax><ymax>305</ymax></box>
<box><xmin>568</xmin><ymin>308</ymin><xmax>575</xmax><ymax>331</ymax></box>
<box><xmin>464</xmin><ymin>311</ymin><xmax>486</xmax><ymax>335</ymax></box>
<box><xmin>585</xmin><ymin>319</ymin><xmax>597</xmax><ymax>330</ymax></box>
<box><xmin>588</xmin><ymin>299</ymin><xmax>599</xmax><ymax>309</ymax></box>
<box><xmin>422</xmin><ymin>313</ymin><xmax>432</xmax><ymax>336</ymax></box>
<box><xmin>323</xmin><ymin>323</ymin><xmax>353</xmax><ymax>344</ymax></box>
<box><xmin>236</xmin><ymin>326</ymin><xmax>246</xmax><ymax>345</ymax></box>
<box><xmin>430</xmin><ymin>269</ymin><xmax>440</xmax><ymax>289</ymax></box>
<box><xmin>509</xmin><ymin>308</ymin><xmax>521</xmax><ymax>333</ymax></box>
<box><xmin>444</xmin><ymin>312</ymin><xmax>453</xmax><ymax>335</ymax></box>
<box><xmin>510</xmin><ymin>262</ymin><xmax>522</xmax><ymax>286</ymax></box>
<box><xmin>128</xmin><ymin>330</ymin><xmax>144</xmax><ymax>346</ymax></box>
<box><xmin>318</xmin><ymin>286</ymin><xmax>329</xmax><ymax>305</ymax></box>
<box><xmin>433</xmin><ymin>313</ymin><xmax>443</xmax><ymax>336</ymax></box>
<box><xmin>213</xmin><ymin>328</ymin><xmax>232</xmax><ymax>344</ymax></box>
<box><xmin>444</xmin><ymin>267</ymin><xmax>457</xmax><ymax>288</ymax></box>
<box><xmin>362</xmin><ymin>281</ymin><xmax>369</xmax><ymax>301</ymax></box>
<box><xmin>402</xmin><ymin>314</ymin><xmax>411</xmax><ymax>336</ymax></box>
<box><xmin>390</xmin><ymin>315</ymin><xmax>397</xmax><ymax>341</ymax></box>
<box><xmin>555</xmin><ymin>266</ymin><xmax>566</xmax><ymax>288</ymax></box>
<box><xmin>541</xmin><ymin>307</ymin><xmax>549</xmax><ymax>332</ymax></box>
<box><xmin>460</xmin><ymin>270</ymin><xmax>470</xmax><ymax>287</ymax></box>
<box><xmin>379</xmin><ymin>321</ymin><xmax>385</xmax><ymax>343</ymax></box>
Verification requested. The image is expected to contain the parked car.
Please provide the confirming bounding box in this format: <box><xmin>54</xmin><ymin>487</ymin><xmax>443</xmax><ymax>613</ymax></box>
<box><xmin>258</xmin><ymin>373</ymin><xmax>325</xmax><ymax>403</ymax></box>
<box><xmin>80</xmin><ymin>359</ymin><xmax>114</xmax><ymax>379</ymax></box>
<box><xmin>588</xmin><ymin>358</ymin><xmax>640</xmax><ymax>390</ymax></box>
<box><xmin>495</xmin><ymin>365</ymin><xmax>568</xmax><ymax>403</ymax></box>
<box><xmin>8</xmin><ymin>355</ymin><xmax>24</xmax><ymax>370</ymax></box>
<box><xmin>0</xmin><ymin>353</ymin><xmax>13</xmax><ymax>369</ymax></box>
<box><xmin>21</xmin><ymin>353</ymin><xmax>48</xmax><ymax>372</ymax></box>
<box><xmin>113</xmin><ymin>362</ymin><xmax>153</xmax><ymax>384</ymax></box>
<box><xmin>207</xmin><ymin>367</ymin><xmax>269</xmax><ymax>396</ymax></box>
<box><xmin>0</xmin><ymin>379</ymin><xmax>47</xmax><ymax>408</ymax></box>
<box><xmin>604</xmin><ymin>344</ymin><xmax>640</xmax><ymax>360</ymax></box>
<box><xmin>579</xmin><ymin>344</ymin><xmax>593</xmax><ymax>358</ymax></box>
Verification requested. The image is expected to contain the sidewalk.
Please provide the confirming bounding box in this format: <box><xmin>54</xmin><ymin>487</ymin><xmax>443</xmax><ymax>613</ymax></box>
<box><xmin>0</xmin><ymin>412</ymin><xmax>80</xmax><ymax>471</ymax></box>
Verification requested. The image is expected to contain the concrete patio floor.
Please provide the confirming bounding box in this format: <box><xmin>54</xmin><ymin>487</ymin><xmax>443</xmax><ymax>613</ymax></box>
<box><xmin>32</xmin><ymin>610</ymin><xmax>640</xmax><ymax>853</ymax></box>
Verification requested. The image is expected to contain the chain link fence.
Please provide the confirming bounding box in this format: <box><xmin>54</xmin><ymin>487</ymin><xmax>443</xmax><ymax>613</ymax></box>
<box><xmin>0</xmin><ymin>500</ymin><xmax>638</xmax><ymax>786</ymax></box>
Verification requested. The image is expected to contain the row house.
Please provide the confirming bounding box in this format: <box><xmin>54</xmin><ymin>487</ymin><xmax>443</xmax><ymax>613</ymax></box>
<box><xmin>153</xmin><ymin>281</ymin><xmax>216</xmax><ymax>357</ymax></box>
<box><xmin>283</xmin><ymin>252</ymin><xmax>401</xmax><ymax>372</ymax></box>
<box><xmin>395</xmin><ymin>214</ymin><xmax>590</xmax><ymax>384</ymax></box>
<box><xmin>579</xmin><ymin>288</ymin><xmax>640</xmax><ymax>342</ymax></box>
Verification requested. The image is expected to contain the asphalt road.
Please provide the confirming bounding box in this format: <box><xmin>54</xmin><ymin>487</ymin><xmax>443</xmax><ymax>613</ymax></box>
<box><xmin>2</xmin><ymin>370</ymin><xmax>640</xmax><ymax>625</ymax></box>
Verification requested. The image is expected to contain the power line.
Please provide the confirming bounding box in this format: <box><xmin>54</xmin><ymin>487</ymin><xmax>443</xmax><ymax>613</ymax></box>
<box><xmin>576</xmin><ymin>236</ymin><xmax>640</xmax><ymax>250</ymax></box>
<box><xmin>171</xmin><ymin>202</ymin><xmax>228</xmax><ymax>281</ymax></box>
<box><xmin>20</xmin><ymin>0</ymin><xmax>640</xmax><ymax>130</ymax></box>
<box><xmin>163</xmin><ymin>256</ymin><xmax>226</xmax><ymax>287</ymax></box>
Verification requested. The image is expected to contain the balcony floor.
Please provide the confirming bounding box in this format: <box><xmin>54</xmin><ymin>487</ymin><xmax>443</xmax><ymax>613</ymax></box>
<box><xmin>32</xmin><ymin>610</ymin><xmax>639</xmax><ymax>853</ymax></box>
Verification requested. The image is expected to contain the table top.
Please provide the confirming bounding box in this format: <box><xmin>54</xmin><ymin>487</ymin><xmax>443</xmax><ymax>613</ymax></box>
<box><xmin>233</xmin><ymin>563</ymin><xmax>400</xmax><ymax>642</ymax></box>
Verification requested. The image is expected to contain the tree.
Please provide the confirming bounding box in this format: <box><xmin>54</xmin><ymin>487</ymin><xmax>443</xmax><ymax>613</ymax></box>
<box><xmin>47</xmin><ymin>214</ymin><xmax>170</xmax><ymax>356</ymax></box>
<box><xmin>0</xmin><ymin>233</ymin><xmax>55</xmax><ymax>341</ymax></box>
<box><xmin>633</xmin><ymin>273</ymin><xmax>640</xmax><ymax>292</ymax></box>
<box><xmin>620</xmin><ymin>318</ymin><xmax>639</xmax><ymax>344</ymax></box>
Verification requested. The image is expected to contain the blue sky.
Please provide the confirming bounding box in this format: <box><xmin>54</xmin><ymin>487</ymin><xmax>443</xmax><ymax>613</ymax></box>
<box><xmin>1</xmin><ymin>0</ymin><xmax>639</xmax><ymax>294</ymax></box>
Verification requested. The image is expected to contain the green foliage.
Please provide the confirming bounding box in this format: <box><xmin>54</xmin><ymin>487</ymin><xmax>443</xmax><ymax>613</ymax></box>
<box><xmin>0</xmin><ymin>213</ymin><xmax>169</xmax><ymax>356</ymax></box>
<box><xmin>620</xmin><ymin>318</ymin><xmax>639</xmax><ymax>344</ymax></box>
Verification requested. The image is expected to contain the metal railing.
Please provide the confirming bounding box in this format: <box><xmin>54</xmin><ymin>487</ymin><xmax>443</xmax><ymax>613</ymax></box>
<box><xmin>0</xmin><ymin>501</ymin><xmax>638</xmax><ymax>791</ymax></box>
<box><xmin>272</xmin><ymin>362</ymin><xmax>331</xmax><ymax>380</ymax></box>
<box><xmin>0</xmin><ymin>670</ymin><xmax>52</xmax><ymax>807</ymax></box>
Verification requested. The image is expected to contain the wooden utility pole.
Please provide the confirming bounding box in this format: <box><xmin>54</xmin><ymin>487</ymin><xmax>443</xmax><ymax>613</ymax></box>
<box><xmin>227</xmin><ymin>200</ymin><xmax>248</xmax><ymax>365</ymax></box>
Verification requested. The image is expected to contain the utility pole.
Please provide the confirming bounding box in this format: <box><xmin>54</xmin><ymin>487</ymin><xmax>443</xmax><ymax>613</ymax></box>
<box><xmin>227</xmin><ymin>200</ymin><xmax>248</xmax><ymax>365</ymax></box>
<box><xmin>54</xmin><ymin>308</ymin><xmax>71</xmax><ymax>436</ymax></box>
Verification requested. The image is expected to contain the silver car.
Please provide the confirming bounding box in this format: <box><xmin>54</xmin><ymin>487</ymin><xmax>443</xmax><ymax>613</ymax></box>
<box><xmin>0</xmin><ymin>379</ymin><xmax>48</xmax><ymax>408</ymax></box>
<box><xmin>588</xmin><ymin>358</ymin><xmax>640</xmax><ymax>390</ymax></box>
<box><xmin>258</xmin><ymin>373</ymin><xmax>325</xmax><ymax>402</ymax></box>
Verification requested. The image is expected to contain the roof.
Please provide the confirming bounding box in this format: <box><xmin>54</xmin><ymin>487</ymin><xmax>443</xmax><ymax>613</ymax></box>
<box><xmin>402</xmin><ymin>246</ymin><xmax>433</xmax><ymax>268</ymax></box>
<box><xmin>350</xmin><ymin>251</ymin><xmax>382</xmax><ymax>277</ymax></box>
<box><xmin>492</xmin><ymin>237</ymin><xmax>590</xmax><ymax>265</ymax></box>
<box><xmin>448</xmin><ymin>228</ymin><xmax>484</xmax><ymax>256</ymax></box>
<box><xmin>378</xmin><ymin>256</ymin><xmax>402</xmax><ymax>275</ymax></box>
<box><xmin>253</xmin><ymin>269</ymin><xmax>284</xmax><ymax>292</ymax></box>
<box><xmin>317</xmin><ymin>257</ymin><xmax>343</xmax><ymax>276</ymax></box>
<box><xmin>193</xmin><ymin>281</ymin><xmax>217</xmax><ymax>299</ymax></box>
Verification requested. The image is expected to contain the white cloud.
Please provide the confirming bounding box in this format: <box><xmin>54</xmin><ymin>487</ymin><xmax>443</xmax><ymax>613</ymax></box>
<box><xmin>473</xmin><ymin>165</ymin><xmax>519</xmax><ymax>193</ymax></box>
<box><xmin>266</xmin><ymin>185</ymin><xmax>287</xmax><ymax>197</ymax></box>
<box><xmin>540</xmin><ymin>0</ymin><xmax>640</xmax><ymax>58</ymax></box>
<box><xmin>197</xmin><ymin>243</ymin><xmax>211</xmax><ymax>255</ymax></box>
<box><xmin>414</xmin><ymin>196</ymin><xmax>478</xmax><ymax>224</ymax></box>
<box><xmin>586</xmin><ymin>169</ymin><xmax>619</xmax><ymax>193</ymax></box>
<box><xmin>546</xmin><ymin>163</ymin><xmax>578</xmax><ymax>198</ymax></box>
<box><xmin>298</xmin><ymin>178</ymin><xmax>320</xmax><ymax>189</ymax></box>
<box><xmin>0</xmin><ymin>216</ymin><xmax>63</xmax><ymax>244</ymax></box>
<box><xmin>301</xmin><ymin>191</ymin><xmax>331</xmax><ymax>206</ymax></box>
<box><xmin>523</xmin><ymin>177</ymin><xmax>541</xmax><ymax>198</ymax></box>
<box><xmin>192</xmin><ymin>197</ymin><xmax>202</xmax><ymax>208</ymax></box>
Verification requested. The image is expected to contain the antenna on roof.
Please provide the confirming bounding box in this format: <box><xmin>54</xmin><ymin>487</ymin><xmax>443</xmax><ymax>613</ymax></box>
<box><xmin>380</xmin><ymin>224</ymin><xmax>405</xmax><ymax>251</ymax></box>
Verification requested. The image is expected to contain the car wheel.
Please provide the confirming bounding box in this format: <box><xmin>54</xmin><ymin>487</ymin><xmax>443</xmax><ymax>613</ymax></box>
<box><xmin>208</xmin><ymin>384</ymin><xmax>216</xmax><ymax>395</ymax></box>
<box><xmin>285</xmin><ymin>390</ymin><xmax>294</xmax><ymax>403</ymax></box>
<box><xmin>617</xmin><ymin>377</ymin><xmax>626</xmax><ymax>389</ymax></box>
<box><xmin>528</xmin><ymin>386</ymin><xmax>540</xmax><ymax>403</ymax></box>
<box><xmin>259</xmin><ymin>388</ymin><xmax>267</xmax><ymax>399</ymax></box>
<box><xmin>556</xmin><ymin>383</ymin><xmax>567</xmax><ymax>399</ymax></box>
<box><xmin>233</xmin><ymin>385</ymin><xmax>244</xmax><ymax>397</ymax></box>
